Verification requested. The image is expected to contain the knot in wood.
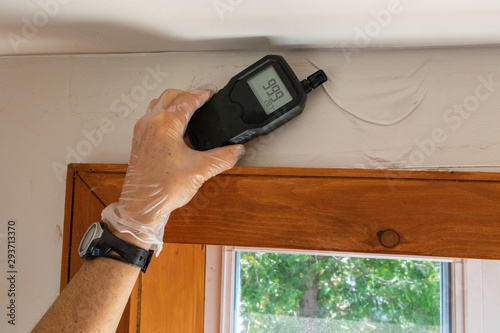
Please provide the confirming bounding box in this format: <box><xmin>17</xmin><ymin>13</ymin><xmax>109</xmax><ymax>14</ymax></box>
<box><xmin>377</xmin><ymin>229</ymin><xmax>400</xmax><ymax>248</ymax></box>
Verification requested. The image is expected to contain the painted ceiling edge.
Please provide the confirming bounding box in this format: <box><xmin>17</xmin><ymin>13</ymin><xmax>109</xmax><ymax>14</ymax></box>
<box><xmin>1</xmin><ymin>0</ymin><xmax>500</xmax><ymax>55</ymax></box>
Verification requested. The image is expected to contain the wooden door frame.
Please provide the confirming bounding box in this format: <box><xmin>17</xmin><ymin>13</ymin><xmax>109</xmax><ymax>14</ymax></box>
<box><xmin>60</xmin><ymin>163</ymin><xmax>500</xmax><ymax>332</ymax></box>
<box><xmin>65</xmin><ymin>163</ymin><xmax>500</xmax><ymax>261</ymax></box>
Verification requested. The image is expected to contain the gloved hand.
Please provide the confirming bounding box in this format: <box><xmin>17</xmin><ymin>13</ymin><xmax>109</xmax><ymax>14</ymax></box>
<box><xmin>102</xmin><ymin>88</ymin><xmax>245</xmax><ymax>254</ymax></box>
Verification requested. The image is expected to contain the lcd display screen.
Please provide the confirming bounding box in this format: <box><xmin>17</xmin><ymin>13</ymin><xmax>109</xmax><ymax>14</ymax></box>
<box><xmin>247</xmin><ymin>66</ymin><xmax>293</xmax><ymax>115</ymax></box>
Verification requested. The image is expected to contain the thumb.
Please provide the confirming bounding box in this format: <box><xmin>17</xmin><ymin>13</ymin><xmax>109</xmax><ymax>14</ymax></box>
<box><xmin>199</xmin><ymin>144</ymin><xmax>245</xmax><ymax>179</ymax></box>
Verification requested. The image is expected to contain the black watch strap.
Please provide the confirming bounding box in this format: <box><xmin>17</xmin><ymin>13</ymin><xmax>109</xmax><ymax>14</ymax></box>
<box><xmin>97</xmin><ymin>222</ymin><xmax>154</xmax><ymax>273</ymax></box>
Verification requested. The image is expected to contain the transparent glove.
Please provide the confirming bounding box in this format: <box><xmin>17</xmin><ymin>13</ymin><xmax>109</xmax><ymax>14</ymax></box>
<box><xmin>102</xmin><ymin>88</ymin><xmax>245</xmax><ymax>254</ymax></box>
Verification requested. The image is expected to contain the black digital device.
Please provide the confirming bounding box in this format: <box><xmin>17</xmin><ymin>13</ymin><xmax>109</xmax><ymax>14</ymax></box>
<box><xmin>186</xmin><ymin>55</ymin><xmax>327</xmax><ymax>151</ymax></box>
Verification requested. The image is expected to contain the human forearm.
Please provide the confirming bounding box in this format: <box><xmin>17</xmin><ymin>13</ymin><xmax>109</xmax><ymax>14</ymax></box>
<box><xmin>31</xmin><ymin>256</ymin><xmax>140</xmax><ymax>333</ymax></box>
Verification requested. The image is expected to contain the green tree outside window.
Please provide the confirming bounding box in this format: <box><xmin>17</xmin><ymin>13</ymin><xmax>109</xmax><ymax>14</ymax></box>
<box><xmin>238</xmin><ymin>252</ymin><xmax>441</xmax><ymax>333</ymax></box>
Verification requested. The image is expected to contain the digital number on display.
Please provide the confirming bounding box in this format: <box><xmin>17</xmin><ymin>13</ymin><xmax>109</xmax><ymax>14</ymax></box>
<box><xmin>247</xmin><ymin>66</ymin><xmax>293</xmax><ymax>115</ymax></box>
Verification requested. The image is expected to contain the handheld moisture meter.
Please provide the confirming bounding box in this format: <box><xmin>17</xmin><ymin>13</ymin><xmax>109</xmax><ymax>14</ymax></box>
<box><xmin>186</xmin><ymin>55</ymin><xmax>327</xmax><ymax>151</ymax></box>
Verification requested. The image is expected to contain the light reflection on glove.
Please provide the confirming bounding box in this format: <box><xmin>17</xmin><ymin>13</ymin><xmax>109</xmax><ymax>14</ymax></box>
<box><xmin>102</xmin><ymin>88</ymin><xmax>245</xmax><ymax>254</ymax></box>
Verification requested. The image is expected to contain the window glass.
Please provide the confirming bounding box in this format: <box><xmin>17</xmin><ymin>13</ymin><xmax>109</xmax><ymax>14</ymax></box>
<box><xmin>235</xmin><ymin>251</ymin><xmax>448</xmax><ymax>333</ymax></box>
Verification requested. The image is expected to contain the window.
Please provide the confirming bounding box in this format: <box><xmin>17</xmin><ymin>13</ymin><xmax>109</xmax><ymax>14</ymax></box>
<box><xmin>219</xmin><ymin>248</ymin><xmax>459</xmax><ymax>333</ymax></box>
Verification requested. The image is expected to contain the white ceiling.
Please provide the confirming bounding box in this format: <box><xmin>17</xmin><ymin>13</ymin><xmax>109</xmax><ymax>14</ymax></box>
<box><xmin>1</xmin><ymin>0</ymin><xmax>500</xmax><ymax>55</ymax></box>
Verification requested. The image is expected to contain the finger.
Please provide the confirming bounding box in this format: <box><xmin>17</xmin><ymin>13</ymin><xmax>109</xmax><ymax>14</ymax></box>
<box><xmin>189</xmin><ymin>83</ymin><xmax>218</xmax><ymax>94</ymax></box>
<box><xmin>134</xmin><ymin>89</ymin><xmax>184</xmax><ymax>140</ymax></box>
<box><xmin>158</xmin><ymin>89</ymin><xmax>184</xmax><ymax>109</ymax></box>
<box><xmin>183</xmin><ymin>133</ymin><xmax>194</xmax><ymax>149</ymax></box>
<box><xmin>170</xmin><ymin>89</ymin><xmax>215</xmax><ymax>126</ymax></box>
<box><xmin>199</xmin><ymin>144</ymin><xmax>245</xmax><ymax>179</ymax></box>
<box><xmin>146</xmin><ymin>98</ymin><xmax>159</xmax><ymax>112</ymax></box>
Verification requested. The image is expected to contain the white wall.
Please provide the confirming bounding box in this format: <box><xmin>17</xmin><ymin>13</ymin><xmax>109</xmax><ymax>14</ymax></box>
<box><xmin>1</xmin><ymin>48</ymin><xmax>500</xmax><ymax>332</ymax></box>
<box><xmin>1</xmin><ymin>0</ymin><xmax>500</xmax><ymax>55</ymax></box>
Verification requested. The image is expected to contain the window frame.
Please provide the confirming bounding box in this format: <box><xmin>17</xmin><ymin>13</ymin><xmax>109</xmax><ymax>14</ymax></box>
<box><xmin>206</xmin><ymin>246</ymin><xmax>465</xmax><ymax>333</ymax></box>
<box><xmin>63</xmin><ymin>164</ymin><xmax>500</xmax><ymax>332</ymax></box>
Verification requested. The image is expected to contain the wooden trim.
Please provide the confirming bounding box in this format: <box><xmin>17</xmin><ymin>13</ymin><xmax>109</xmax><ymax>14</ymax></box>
<box><xmin>72</xmin><ymin>163</ymin><xmax>127</xmax><ymax>174</ymax></box>
<box><xmin>71</xmin><ymin>163</ymin><xmax>500</xmax><ymax>181</ymax></box>
<box><xmin>129</xmin><ymin>279</ymin><xmax>140</xmax><ymax>333</ymax></box>
<box><xmin>60</xmin><ymin>165</ymin><xmax>76</xmax><ymax>291</ymax></box>
<box><xmin>66</xmin><ymin>164</ymin><xmax>500</xmax><ymax>260</ymax></box>
<box><xmin>139</xmin><ymin>243</ymin><xmax>206</xmax><ymax>333</ymax></box>
<box><xmin>62</xmin><ymin>164</ymin><xmax>208</xmax><ymax>333</ymax></box>
<box><xmin>61</xmin><ymin>163</ymin><xmax>500</xmax><ymax>333</ymax></box>
<box><xmin>61</xmin><ymin>164</ymin><xmax>137</xmax><ymax>332</ymax></box>
<box><xmin>166</xmin><ymin>171</ymin><xmax>500</xmax><ymax>259</ymax></box>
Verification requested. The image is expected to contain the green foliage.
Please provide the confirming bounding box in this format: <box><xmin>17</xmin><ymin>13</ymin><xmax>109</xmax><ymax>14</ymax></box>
<box><xmin>239</xmin><ymin>252</ymin><xmax>441</xmax><ymax>333</ymax></box>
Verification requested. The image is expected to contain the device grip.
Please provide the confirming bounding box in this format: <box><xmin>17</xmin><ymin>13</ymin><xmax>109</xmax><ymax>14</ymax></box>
<box><xmin>187</xmin><ymin>91</ymin><xmax>246</xmax><ymax>151</ymax></box>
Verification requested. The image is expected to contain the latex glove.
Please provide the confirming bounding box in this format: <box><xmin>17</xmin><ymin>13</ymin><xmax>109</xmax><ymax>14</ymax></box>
<box><xmin>102</xmin><ymin>88</ymin><xmax>245</xmax><ymax>254</ymax></box>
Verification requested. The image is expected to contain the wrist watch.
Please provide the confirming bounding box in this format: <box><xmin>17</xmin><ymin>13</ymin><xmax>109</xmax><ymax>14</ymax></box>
<box><xmin>79</xmin><ymin>222</ymin><xmax>154</xmax><ymax>273</ymax></box>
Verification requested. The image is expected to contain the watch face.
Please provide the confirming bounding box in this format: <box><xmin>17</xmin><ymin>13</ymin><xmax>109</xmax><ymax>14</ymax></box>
<box><xmin>79</xmin><ymin>223</ymin><xmax>97</xmax><ymax>254</ymax></box>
